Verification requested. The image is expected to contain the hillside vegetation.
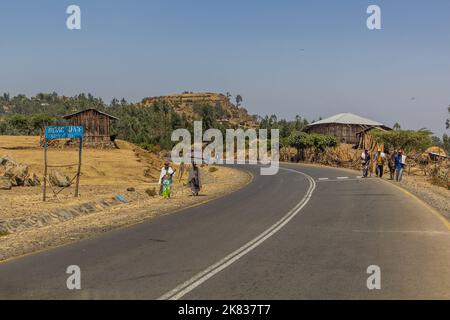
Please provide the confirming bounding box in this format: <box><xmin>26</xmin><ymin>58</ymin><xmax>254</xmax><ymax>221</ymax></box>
<box><xmin>0</xmin><ymin>92</ymin><xmax>257</xmax><ymax>151</ymax></box>
<box><xmin>1</xmin><ymin>92</ymin><xmax>448</xmax><ymax>155</ymax></box>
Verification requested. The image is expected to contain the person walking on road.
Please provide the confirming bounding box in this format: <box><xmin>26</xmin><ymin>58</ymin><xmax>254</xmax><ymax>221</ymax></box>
<box><xmin>187</xmin><ymin>162</ymin><xmax>202</xmax><ymax>196</ymax></box>
<box><xmin>394</xmin><ymin>149</ymin><xmax>406</xmax><ymax>182</ymax></box>
<box><xmin>374</xmin><ymin>148</ymin><xmax>386</xmax><ymax>178</ymax></box>
<box><xmin>159</xmin><ymin>160</ymin><xmax>176</xmax><ymax>198</ymax></box>
<box><xmin>388</xmin><ymin>150</ymin><xmax>397</xmax><ymax>180</ymax></box>
<box><xmin>361</xmin><ymin>149</ymin><xmax>371</xmax><ymax>178</ymax></box>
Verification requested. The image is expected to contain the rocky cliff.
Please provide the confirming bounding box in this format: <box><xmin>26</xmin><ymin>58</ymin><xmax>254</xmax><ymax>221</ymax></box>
<box><xmin>140</xmin><ymin>92</ymin><xmax>257</xmax><ymax>128</ymax></box>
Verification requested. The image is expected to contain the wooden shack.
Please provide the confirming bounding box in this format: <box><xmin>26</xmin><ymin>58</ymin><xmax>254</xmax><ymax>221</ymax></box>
<box><xmin>304</xmin><ymin>113</ymin><xmax>391</xmax><ymax>145</ymax></box>
<box><xmin>63</xmin><ymin>109</ymin><xmax>119</xmax><ymax>147</ymax></box>
<box><xmin>356</xmin><ymin>126</ymin><xmax>390</xmax><ymax>150</ymax></box>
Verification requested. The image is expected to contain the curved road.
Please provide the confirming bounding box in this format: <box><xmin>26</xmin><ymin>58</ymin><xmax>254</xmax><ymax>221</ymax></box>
<box><xmin>1</xmin><ymin>164</ymin><xmax>450</xmax><ymax>299</ymax></box>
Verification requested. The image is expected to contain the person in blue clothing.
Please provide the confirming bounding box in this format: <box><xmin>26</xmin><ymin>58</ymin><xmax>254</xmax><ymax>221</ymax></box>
<box><xmin>394</xmin><ymin>149</ymin><xmax>406</xmax><ymax>182</ymax></box>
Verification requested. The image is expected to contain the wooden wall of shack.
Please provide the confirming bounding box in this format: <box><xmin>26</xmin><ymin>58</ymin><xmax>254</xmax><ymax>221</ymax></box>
<box><xmin>64</xmin><ymin>109</ymin><xmax>117</xmax><ymax>147</ymax></box>
<box><xmin>305</xmin><ymin>123</ymin><xmax>366</xmax><ymax>145</ymax></box>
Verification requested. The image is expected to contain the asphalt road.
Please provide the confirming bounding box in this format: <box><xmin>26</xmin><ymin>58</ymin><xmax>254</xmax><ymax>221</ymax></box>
<box><xmin>1</xmin><ymin>164</ymin><xmax>450</xmax><ymax>300</ymax></box>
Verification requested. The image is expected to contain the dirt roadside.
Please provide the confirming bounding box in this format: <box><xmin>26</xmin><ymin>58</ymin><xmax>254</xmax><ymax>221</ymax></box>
<box><xmin>0</xmin><ymin>166</ymin><xmax>252</xmax><ymax>262</ymax></box>
<box><xmin>0</xmin><ymin>136</ymin><xmax>252</xmax><ymax>262</ymax></box>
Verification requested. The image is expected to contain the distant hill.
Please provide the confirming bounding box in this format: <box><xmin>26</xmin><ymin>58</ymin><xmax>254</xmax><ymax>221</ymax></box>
<box><xmin>140</xmin><ymin>92</ymin><xmax>257</xmax><ymax>128</ymax></box>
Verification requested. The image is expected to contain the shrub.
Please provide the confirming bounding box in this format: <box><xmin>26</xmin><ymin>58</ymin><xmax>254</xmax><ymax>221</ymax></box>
<box><xmin>371</xmin><ymin>129</ymin><xmax>432</xmax><ymax>153</ymax></box>
<box><xmin>287</xmin><ymin>132</ymin><xmax>337</xmax><ymax>160</ymax></box>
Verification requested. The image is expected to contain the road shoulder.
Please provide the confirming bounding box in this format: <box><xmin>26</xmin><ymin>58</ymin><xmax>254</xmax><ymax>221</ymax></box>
<box><xmin>285</xmin><ymin>161</ymin><xmax>450</xmax><ymax>228</ymax></box>
<box><xmin>0</xmin><ymin>166</ymin><xmax>252</xmax><ymax>263</ymax></box>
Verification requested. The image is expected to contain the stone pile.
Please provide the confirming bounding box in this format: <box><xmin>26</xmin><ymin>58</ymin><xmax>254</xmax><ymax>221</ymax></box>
<box><xmin>0</xmin><ymin>155</ymin><xmax>41</xmax><ymax>190</ymax></box>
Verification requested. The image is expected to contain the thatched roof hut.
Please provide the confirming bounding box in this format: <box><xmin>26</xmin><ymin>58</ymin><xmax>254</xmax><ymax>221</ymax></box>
<box><xmin>304</xmin><ymin>113</ymin><xmax>391</xmax><ymax>145</ymax></box>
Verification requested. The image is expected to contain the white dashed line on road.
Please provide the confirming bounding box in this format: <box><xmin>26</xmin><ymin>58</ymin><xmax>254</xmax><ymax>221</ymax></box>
<box><xmin>317</xmin><ymin>176</ymin><xmax>368</xmax><ymax>182</ymax></box>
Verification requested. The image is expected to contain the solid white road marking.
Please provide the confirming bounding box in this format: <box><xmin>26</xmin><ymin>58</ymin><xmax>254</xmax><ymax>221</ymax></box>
<box><xmin>352</xmin><ymin>229</ymin><xmax>450</xmax><ymax>235</ymax></box>
<box><xmin>158</xmin><ymin>168</ymin><xmax>316</xmax><ymax>300</ymax></box>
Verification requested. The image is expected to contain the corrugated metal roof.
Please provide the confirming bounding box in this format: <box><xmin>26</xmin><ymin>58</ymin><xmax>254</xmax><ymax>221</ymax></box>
<box><xmin>307</xmin><ymin>113</ymin><xmax>385</xmax><ymax>127</ymax></box>
<box><xmin>63</xmin><ymin>108</ymin><xmax>119</xmax><ymax>121</ymax></box>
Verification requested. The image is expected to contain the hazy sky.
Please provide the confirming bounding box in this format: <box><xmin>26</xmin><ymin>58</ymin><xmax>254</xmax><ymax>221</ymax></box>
<box><xmin>1</xmin><ymin>0</ymin><xmax>449</xmax><ymax>136</ymax></box>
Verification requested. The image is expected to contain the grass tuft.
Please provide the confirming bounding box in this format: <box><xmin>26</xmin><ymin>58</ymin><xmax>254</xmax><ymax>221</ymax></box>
<box><xmin>0</xmin><ymin>230</ymin><xmax>10</xmax><ymax>237</ymax></box>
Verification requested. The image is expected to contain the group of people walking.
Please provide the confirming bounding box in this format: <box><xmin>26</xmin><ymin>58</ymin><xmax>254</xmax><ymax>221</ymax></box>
<box><xmin>361</xmin><ymin>149</ymin><xmax>406</xmax><ymax>182</ymax></box>
<box><xmin>158</xmin><ymin>160</ymin><xmax>202</xmax><ymax>199</ymax></box>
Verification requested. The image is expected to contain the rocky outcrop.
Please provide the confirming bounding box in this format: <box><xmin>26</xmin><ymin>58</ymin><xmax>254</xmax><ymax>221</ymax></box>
<box><xmin>4</xmin><ymin>163</ymin><xmax>29</xmax><ymax>186</ymax></box>
<box><xmin>0</xmin><ymin>155</ymin><xmax>41</xmax><ymax>188</ymax></box>
<box><xmin>140</xmin><ymin>92</ymin><xmax>257</xmax><ymax>128</ymax></box>
<box><xmin>0</xmin><ymin>155</ymin><xmax>16</xmax><ymax>167</ymax></box>
<box><xmin>0</xmin><ymin>177</ymin><xmax>12</xmax><ymax>190</ymax></box>
<box><xmin>24</xmin><ymin>174</ymin><xmax>41</xmax><ymax>187</ymax></box>
<box><xmin>141</xmin><ymin>92</ymin><xmax>234</xmax><ymax>109</ymax></box>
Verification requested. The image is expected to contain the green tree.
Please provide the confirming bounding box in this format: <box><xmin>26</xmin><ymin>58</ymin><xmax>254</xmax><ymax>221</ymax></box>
<box><xmin>446</xmin><ymin>106</ymin><xmax>450</xmax><ymax>130</ymax></box>
<box><xmin>6</xmin><ymin>115</ymin><xmax>30</xmax><ymax>134</ymax></box>
<box><xmin>235</xmin><ymin>95</ymin><xmax>243</xmax><ymax>108</ymax></box>
<box><xmin>441</xmin><ymin>134</ymin><xmax>450</xmax><ymax>154</ymax></box>
<box><xmin>431</xmin><ymin>136</ymin><xmax>442</xmax><ymax>147</ymax></box>
<box><xmin>287</xmin><ymin>132</ymin><xmax>337</xmax><ymax>161</ymax></box>
<box><xmin>30</xmin><ymin>114</ymin><xmax>56</xmax><ymax>133</ymax></box>
<box><xmin>371</xmin><ymin>129</ymin><xmax>433</xmax><ymax>152</ymax></box>
<box><xmin>310</xmin><ymin>133</ymin><xmax>338</xmax><ymax>151</ymax></box>
<box><xmin>288</xmin><ymin>132</ymin><xmax>313</xmax><ymax>161</ymax></box>
<box><xmin>110</xmin><ymin>98</ymin><xmax>120</xmax><ymax>107</ymax></box>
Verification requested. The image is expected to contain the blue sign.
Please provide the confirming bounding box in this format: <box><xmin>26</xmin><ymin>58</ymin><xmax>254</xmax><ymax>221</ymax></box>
<box><xmin>45</xmin><ymin>126</ymin><xmax>84</xmax><ymax>140</ymax></box>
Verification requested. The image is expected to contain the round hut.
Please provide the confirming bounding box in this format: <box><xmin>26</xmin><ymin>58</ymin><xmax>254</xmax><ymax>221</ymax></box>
<box><xmin>304</xmin><ymin>113</ymin><xmax>391</xmax><ymax>145</ymax></box>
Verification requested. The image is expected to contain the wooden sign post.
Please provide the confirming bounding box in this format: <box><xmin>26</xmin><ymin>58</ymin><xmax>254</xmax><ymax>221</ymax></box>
<box><xmin>43</xmin><ymin>126</ymin><xmax>84</xmax><ymax>202</ymax></box>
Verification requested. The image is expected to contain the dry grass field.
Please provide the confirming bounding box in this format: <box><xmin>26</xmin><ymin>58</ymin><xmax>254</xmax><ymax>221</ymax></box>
<box><xmin>0</xmin><ymin>136</ymin><xmax>164</xmax><ymax>220</ymax></box>
<box><xmin>0</xmin><ymin>136</ymin><xmax>162</xmax><ymax>186</ymax></box>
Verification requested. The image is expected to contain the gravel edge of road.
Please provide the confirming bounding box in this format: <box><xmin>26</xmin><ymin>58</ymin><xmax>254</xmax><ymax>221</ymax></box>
<box><xmin>389</xmin><ymin>177</ymin><xmax>450</xmax><ymax>221</ymax></box>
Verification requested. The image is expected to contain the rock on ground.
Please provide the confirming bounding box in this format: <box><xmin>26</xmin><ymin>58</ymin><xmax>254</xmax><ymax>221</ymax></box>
<box><xmin>49</xmin><ymin>170</ymin><xmax>71</xmax><ymax>188</ymax></box>
<box><xmin>0</xmin><ymin>176</ymin><xmax>12</xmax><ymax>190</ymax></box>
<box><xmin>24</xmin><ymin>174</ymin><xmax>41</xmax><ymax>187</ymax></box>
<box><xmin>0</xmin><ymin>155</ymin><xmax>17</xmax><ymax>167</ymax></box>
<box><xmin>1</xmin><ymin>155</ymin><xmax>41</xmax><ymax>187</ymax></box>
<box><xmin>4</xmin><ymin>163</ymin><xmax>29</xmax><ymax>186</ymax></box>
